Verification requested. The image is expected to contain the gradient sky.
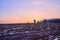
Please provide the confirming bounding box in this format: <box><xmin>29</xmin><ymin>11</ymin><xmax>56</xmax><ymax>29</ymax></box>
<box><xmin>0</xmin><ymin>0</ymin><xmax>60</xmax><ymax>23</ymax></box>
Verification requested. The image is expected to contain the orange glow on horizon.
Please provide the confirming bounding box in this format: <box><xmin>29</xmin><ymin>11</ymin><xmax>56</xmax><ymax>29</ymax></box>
<box><xmin>10</xmin><ymin>18</ymin><xmax>43</xmax><ymax>23</ymax></box>
<box><xmin>0</xmin><ymin>17</ymin><xmax>44</xmax><ymax>24</ymax></box>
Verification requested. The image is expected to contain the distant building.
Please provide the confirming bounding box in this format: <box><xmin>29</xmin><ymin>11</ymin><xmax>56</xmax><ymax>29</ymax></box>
<box><xmin>34</xmin><ymin>19</ymin><xmax>36</xmax><ymax>23</ymax></box>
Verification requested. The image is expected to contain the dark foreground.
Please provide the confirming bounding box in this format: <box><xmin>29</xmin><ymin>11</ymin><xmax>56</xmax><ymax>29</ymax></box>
<box><xmin>0</xmin><ymin>19</ymin><xmax>60</xmax><ymax>40</ymax></box>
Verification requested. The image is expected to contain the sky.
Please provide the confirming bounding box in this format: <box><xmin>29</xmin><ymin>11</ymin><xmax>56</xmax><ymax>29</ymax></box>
<box><xmin>0</xmin><ymin>0</ymin><xmax>60</xmax><ymax>23</ymax></box>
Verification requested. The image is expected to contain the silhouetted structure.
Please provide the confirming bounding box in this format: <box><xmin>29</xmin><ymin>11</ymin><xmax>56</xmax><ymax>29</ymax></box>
<box><xmin>34</xmin><ymin>19</ymin><xmax>36</xmax><ymax>23</ymax></box>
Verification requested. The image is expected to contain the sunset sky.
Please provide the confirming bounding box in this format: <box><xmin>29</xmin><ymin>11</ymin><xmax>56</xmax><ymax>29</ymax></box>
<box><xmin>0</xmin><ymin>0</ymin><xmax>60</xmax><ymax>23</ymax></box>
